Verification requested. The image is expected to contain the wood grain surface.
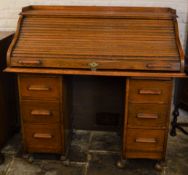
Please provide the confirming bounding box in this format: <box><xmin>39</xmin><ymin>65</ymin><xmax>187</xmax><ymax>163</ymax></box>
<box><xmin>7</xmin><ymin>6</ymin><xmax>184</xmax><ymax>72</ymax></box>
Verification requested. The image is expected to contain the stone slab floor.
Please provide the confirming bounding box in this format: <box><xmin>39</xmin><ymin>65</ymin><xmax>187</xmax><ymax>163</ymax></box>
<box><xmin>0</xmin><ymin>109</ymin><xmax>188</xmax><ymax>175</ymax></box>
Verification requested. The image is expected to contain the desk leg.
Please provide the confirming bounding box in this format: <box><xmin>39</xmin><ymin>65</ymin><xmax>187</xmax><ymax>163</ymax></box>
<box><xmin>0</xmin><ymin>153</ymin><xmax>4</xmax><ymax>165</ymax></box>
<box><xmin>154</xmin><ymin>160</ymin><xmax>166</xmax><ymax>171</ymax></box>
<box><xmin>170</xmin><ymin>104</ymin><xmax>179</xmax><ymax>136</ymax></box>
<box><xmin>116</xmin><ymin>159</ymin><xmax>127</xmax><ymax>168</ymax></box>
<box><xmin>22</xmin><ymin>152</ymin><xmax>34</xmax><ymax>163</ymax></box>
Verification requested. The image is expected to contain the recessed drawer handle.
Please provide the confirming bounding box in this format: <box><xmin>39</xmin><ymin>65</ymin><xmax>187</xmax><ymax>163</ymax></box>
<box><xmin>146</xmin><ymin>63</ymin><xmax>172</xmax><ymax>69</ymax></box>
<box><xmin>137</xmin><ymin>113</ymin><xmax>158</xmax><ymax>119</ymax></box>
<box><xmin>135</xmin><ymin>138</ymin><xmax>157</xmax><ymax>143</ymax></box>
<box><xmin>139</xmin><ymin>89</ymin><xmax>161</xmax><ymax>95</ymax></box>
<box><xmin>18</xmin><ymin>60</ymin><xmax>41</xmax><ymax>65</ymax></box>
<box><xmin>31</xmin><ymin>110</ymin><xmax>52</xmax><ymax>116</ymax></box>
<box><xmin>33</xmin><ymin>133</ymin><xmax>53</xmax><ymax>139</ymax></box>
<box><xmin>28</xmin><ymin>86</ymin><xmax>51</xmax><ymax>91</ymax></box>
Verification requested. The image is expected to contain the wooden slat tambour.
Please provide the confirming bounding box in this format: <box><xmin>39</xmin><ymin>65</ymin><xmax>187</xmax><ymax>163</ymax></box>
<box><xmin>7</xmin><ymin>6</ymin><xmax>184</xmax><ymax>72</ymax></box>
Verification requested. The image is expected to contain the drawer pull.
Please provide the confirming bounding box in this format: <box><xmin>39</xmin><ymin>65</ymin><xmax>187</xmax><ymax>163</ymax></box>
<box><xmin>135</xmin><ymin>138</ymin><xmax>157</xmax><ymax>143</ymax></box>
<box><xmin>18</xmin><ymin>60</ymin><xmax>41</xmax><ymax>65</ymax></box>
<box><xmin>33</xmin><ymin>133</ymin><xmax>53</xmax><ymax>139</ymax></box>
<box><xmin>31</xmin><ymin>110</ymin><xmax>52</xmax><ymax>116</ymax></box>
<box><xmin>139</xmin><ymin>89</ymin><xmax>161</xmax><ymax>95</ymax></box>
<box><xmin>137</xmin><ymin>113</ymin><xmax>158</xmax><ymax>119</ymax></box>
<box><xmin>146</xmin><ymin>63</ymin><xmax>172</xmax><ymax>69</ymax></box>
<box><xmin>28</xmin><ymin>86</ymin><xmax>51</xmax><ymax>91</ymax></box>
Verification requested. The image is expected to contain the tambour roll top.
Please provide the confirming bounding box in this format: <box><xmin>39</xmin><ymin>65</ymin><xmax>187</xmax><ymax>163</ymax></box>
<box><xmin>7</xmin><ymin>6</ymin><xmax>184</xmax><ymax>72</ymax></box>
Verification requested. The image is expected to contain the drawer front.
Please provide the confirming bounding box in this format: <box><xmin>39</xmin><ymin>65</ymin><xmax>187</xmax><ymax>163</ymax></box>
<box><xmin>19</xmin><ymin>75</ymin><xmax>61</xmax><ymax>100</ymax></box>
<box><xmin>126</xmin><ymin>129</ymin><xmax>165</xmax><ymax>152</ymax></box>
<box><xmin>129</xmin><ymin>79</ymin><xmax>172</xmax><ymax>103</ymax></box>
<box><xmin>21</xmin><ymin>101</ymin><xmax>61</xmax><ymax>123</ymax></box>
<box><xmin>128</xmin><ymin>103</ymin><xmax>169</xmax><ymax>128</ymax></box>
<box><xmin>24</xmin><ymin>124</ymin><xmax>62</xmax><ymax>153</ymax></box>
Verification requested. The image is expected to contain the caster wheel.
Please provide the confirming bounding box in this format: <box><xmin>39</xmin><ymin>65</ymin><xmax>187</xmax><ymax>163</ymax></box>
<box><xmin>63</xmin><ymin>160</ymin><xmax>70</xmax><ymax>166</ymax></box>
<box><xmin>22</xmin><ymin>153</ymin><xmax>29</xmax><ymax>159</ymax></box>
<box><xmin>116</xmin><ymin>159</ymin><xmax>126</xmax><ymax>169</ymax></box>
<box><xmin>60</xmin><ymin>155</ymin><xmax>66</xmax><ymax>161</ymax></box>
<box><xmin>22</xmin><ymin>153</ymin><xmax>34</xmax><ymax>163</ymax></box>
<box><xmin>28</xmin><ymin>155</ymin><xmax>34</xmax><ymax>163</ymax></box>
<box><xmin>154</xmin><ymin>161</ymin><xmax>166</xmax><ymax>171</ymax></box>
<box><xmin>0</xmin><ymin>153</ymin><xmax>5</xmax><ymax>165</ymax></box>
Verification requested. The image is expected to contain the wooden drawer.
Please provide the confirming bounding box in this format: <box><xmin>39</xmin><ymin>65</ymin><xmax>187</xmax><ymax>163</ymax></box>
<box><xmin>129</xmin><ymin>78</ymin><xmax>172</xmax><ymax>103</ymax></box>
<box><xmin>126</xmin><ymin>128</ymin><xmax>165</xmax><ymax>152</ymax></box>
<box><xmin>21</xmin><ymin>100</ymin><xmax>61</xmax><ymax>123</ymax></box>
<box><xmin>128</xmin><ymin>103</ymin><xmax>169</xmax><ymax>128</ymax></box>
<box><xmin>19</xmin><ymin>75</ymin><xmax>61</xmax><ymax>100</ymax></box>
<box><xmin>24</xmin><ymin>123</ymin><xmax>62</xmax><ymax>153</ymax></box>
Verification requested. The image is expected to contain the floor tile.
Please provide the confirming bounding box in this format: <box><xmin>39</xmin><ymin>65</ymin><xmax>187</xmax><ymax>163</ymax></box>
<box><xmin>68</xmin><ymin>145</ymin><xmax>88</xmax><ymax>163</ymax></box>
<box><xmin>165</xmin><ymin>131</ymin><xmax>188</xmax><ymax>175</ymax></box>
<box><xmin>68</xmin><ymin>130</ymin><xmax>91</xmax><ymax>163</ymax></box>
<box><xmin>1</xmin><ymin>134</ymin><xmax>22</xmax><ymax>156</ymax></box>
<box><xmin>87</xmin><ymin>153</ymin><xmax>159</xmax><ymax>175</ymax></box>
<box><xmin>71</xmin><ymin>130</ymin><xmax>91</xmax><ymax>147</ymax></box>
<box><xmin>89</xmin><ymin>132</ymin><xmax>120</xmax><ymax>153</ymax></box>
<box><xmin>40</xmin><ymin>160</ymin><xmax>85</xmax><ymax>175</ymax></box>
<box><xmin>6</xmin><ymin>158</ymin><xmax>42</xmax><ymax>175</ymax></box>
<box><xmin>0</xmin><ymin>156</ymin><xmax>12</xmax><ymax>175</ymax></box>
<box><xmin>6</xmin><ymin>158</ymin><xmax>85</xmax><ymax>175</ymax></box>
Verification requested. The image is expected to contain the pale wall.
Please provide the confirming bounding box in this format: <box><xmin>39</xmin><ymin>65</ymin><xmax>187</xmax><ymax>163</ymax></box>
<box><xmin>0</xmin><ymin>0</ymin><xmax>188</xmax><ymax>48</ymax></box>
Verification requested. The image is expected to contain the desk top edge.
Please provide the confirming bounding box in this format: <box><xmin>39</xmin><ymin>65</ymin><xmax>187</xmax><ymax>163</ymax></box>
<box><xmin>4</xmin><ymin>67</ymin><xmax>188</xmax><ymax>78</ymax></box>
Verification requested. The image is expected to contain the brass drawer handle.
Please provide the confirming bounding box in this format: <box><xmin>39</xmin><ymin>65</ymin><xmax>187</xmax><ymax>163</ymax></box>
<box><xmin>88</xmin><ymin>62</ymin><xmax>98</xmax><ymax>71</ymax></box>
<box><xmin>135</xmin><ymin>138</ymin><xmax>157</xmax><ymax>143</ymax></box>
<box><xmin>137</xmin><ymin>113</ymin><xmax>158</xmax><ymax>119</ymax></box>
<box><xmin>139</xmin><ymin>89</ymin><xmax>161</xmax><ymax>95</ymax></box>
<box><xmin>33</xmin><ymin>133</ymin><xmax>53</xmax><ymax>139</ymax></box>
<box><xmin>18</xmin><ymin>60</ymin><xmax>41</xmax><ymax>65</ymax></box>
<box><xmin>28</xmin><ymin>86</ymin><xmax>51</xmax><ymax>91</ymax></box>
<box><xmin>31</xmin><ymin>110</ymin><xmax>52</xmax><ymax>116</ymax></box>
<box><xmin>146</xmin><ymin>63</ymin><xmax>172</xmax><ymax>69</ymax></box>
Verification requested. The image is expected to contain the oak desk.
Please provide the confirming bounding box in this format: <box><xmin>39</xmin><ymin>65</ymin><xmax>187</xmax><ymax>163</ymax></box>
<box><xmin>5</xmin><ymin>6</ymin><xmax>187</xmax><ymax>170</ymax></box>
